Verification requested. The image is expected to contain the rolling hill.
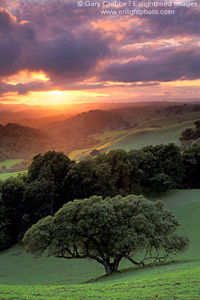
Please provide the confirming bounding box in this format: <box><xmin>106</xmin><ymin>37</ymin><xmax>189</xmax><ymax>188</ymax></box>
<box><xmin>0</xmin><ymin>123</ymin><xmax>57</xmax><ymax>161</ymax></box>
<box><xmin>69</xmin><ymin>118</ymin><xmax>200</xmax><ymax>160</ymax></box>
<box><xmin>40</xmin><ymin>103</ymin><xmax>200</xmax><ymax>160</ymax></box>
<box><xmin>42</xmin><ymin>109</ymin><xmax>131</xmax><ymax>153</ymax></box>
<box><xmin>1</xmin><ymin>102</ymin><xmax>200</xmax><ymax>163</ymax></box>
<box><xmin>97</xmin><ymin>119</ymin><xmax>198</xmax><ymax>151</ymax></box>
<box><xmin>43</xmin><ymin>109</ymin><xmax>130</xmax><ymax>136</ymax></box>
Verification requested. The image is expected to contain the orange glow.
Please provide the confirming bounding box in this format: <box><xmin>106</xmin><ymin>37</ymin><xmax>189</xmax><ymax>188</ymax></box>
<box><xmin>4</xmin><ymin>90</ymin><xmax>110</xmax><ymax>106</ymax></box>
<box><xmin>4</xmin><ymin>71</ymin><xmax>49</xmax><ymax>85</ymax></box>
<box><xmin>162</xmin><ymin>79</ymin><xmax>200</xmax><ymax>87</ymax></box>
<box><xmin>0</xmin><ymin>7</ymin><xmax>17</xmax><ymax>23</ymax></box>
<box><xmin>91</xmin><ymin>18</ymin><xmax>142</xmax><ymax>41</ymax></box>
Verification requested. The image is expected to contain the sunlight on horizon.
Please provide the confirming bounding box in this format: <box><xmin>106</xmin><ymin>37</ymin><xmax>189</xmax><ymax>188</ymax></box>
<box><xmin>10</xmin><ymin>90</ymin><xmax>110</xmax><ymax>106</ymax></box>
<box><xmin>49</xmin><ymin>90</ymin><xmax>63</xmax><ymax>96</ymax></box>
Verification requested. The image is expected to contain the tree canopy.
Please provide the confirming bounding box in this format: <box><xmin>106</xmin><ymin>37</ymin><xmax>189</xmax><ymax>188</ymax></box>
<box><xmin>23</xmin><ymin>195</ymin><xmax>188</xmax><ymax>274</ymax></box>
<box><xmin>0</xmin><ymin>177</ymin><xmax>25</xmax><ymax>250</ymax></box>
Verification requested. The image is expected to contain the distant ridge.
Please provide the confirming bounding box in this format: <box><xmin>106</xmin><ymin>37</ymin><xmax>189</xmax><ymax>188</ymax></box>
<box><xmin>0</xmin><ymin>123</ymin><xmax>57</xmax><ymax>161</ymax></box>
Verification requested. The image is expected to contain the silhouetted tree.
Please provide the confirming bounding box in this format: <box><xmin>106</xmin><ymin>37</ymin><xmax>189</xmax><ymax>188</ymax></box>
<box><xmin>27</xmin><ymin>151</ymin><xmax>73</xmax><ymax>211</ymax></box>
<box><xmin>182</xmin><ymin>144</ymin><xmax>200</xmax><ymax>188</ymax></box>
<box><xmin>0</xmin><ymin>177</ymin><xmax>25</xmax><ymax>250</ymax></box>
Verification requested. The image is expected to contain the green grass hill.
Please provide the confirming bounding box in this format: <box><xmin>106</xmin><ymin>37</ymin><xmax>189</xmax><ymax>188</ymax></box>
<box><xmin>0</xmin><ymin>159</ymin><xmax>27</xmax><ymax>181</ymax></box>
<box><xmin>69</xmin><ymin>118</ymin><xmax>199</xmax><ymax>160</ymax></box>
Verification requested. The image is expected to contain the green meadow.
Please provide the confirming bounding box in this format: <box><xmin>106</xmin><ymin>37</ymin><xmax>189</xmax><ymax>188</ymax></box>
<box><xmin>0</xmin><ymin>159</ymin><xmax>23</xmax><ymax>169</ymax></box>
<box><xmin>0</xmin><ymin>171</ymin><xmax>26</xmax><ymax>181</ymax></box>
<box><xmin>0</xmin><ymin>189</ymin><xmax>200</xmax><ymax>299</ymax></box>
<box><xmin>0</xmin><ymin>159</ymin><xmax>26</xmax><ymax>181</ymax></box>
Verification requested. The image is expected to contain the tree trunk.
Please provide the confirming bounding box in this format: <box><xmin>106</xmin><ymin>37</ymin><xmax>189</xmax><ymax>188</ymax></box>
<box><xmin>103</xmin><ymin>258</ymin><xmax>121</xmax><ymax>274</ymax></box>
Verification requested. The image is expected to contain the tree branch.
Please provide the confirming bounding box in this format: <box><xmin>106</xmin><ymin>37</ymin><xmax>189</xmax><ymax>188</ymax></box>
<box><xmin>85</xmin><ymin>235</ymin><xmax>106</xmax><ymax>260</ymax></box>
<box><xmin>126</xmin><ymin>255</ymin><xmax>145</xmax><ymax>266</ymax></box>
<box><xmin>84</xmin><ymin>240</ymin><xmax>104</xmax><ymax>264</ymax></box>
<box><xmin>126</xmin><ymin>251</ymin><xmax>172</xmax><ymax>266</ymax></box>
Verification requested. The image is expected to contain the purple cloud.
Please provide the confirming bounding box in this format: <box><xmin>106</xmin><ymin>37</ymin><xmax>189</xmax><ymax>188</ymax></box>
<box><xmin>0</xmin><ymin>0</ymin><xmax>200</xmax><ymax>97</ymax></box>
<box><xmin>0</xmin><ymin>80</ymin><xmax>48</xmax><ymax>95</ymax></box>
<box><xmin>0</xmin><ymin>7</ymin><xmax>110</xmax><ymax>81</ymax></box>
<box><xmin>99</xmin><ymin>48</ymin><xmax>200</xmax><ymax>83</ymax></box>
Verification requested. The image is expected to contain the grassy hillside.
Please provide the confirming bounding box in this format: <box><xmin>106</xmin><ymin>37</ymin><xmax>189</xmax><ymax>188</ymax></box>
<box><xmin>69</xmin><ymin>130</ymin><xmax>127</xmax><ymax>160</ymax></box>
<box><xmin>0</xmin><ymin>159</ymin><xmax>23</xmax><ymax>169</ymax></box>
<box><xmin>1</xmin><ymin>104</ymin><xmax>200</xmax><ymax>164</ymax></box>
<box><xmin>100</xmin><ymin>120</ymin><xmax>197</xmax><ymax>152</ymax></box>
<box><xmin>0</xmin><ymin>159</ymin><xmax>27</xmax><ymax>181</ymax></box>
<box><xmin>45</xmin><ymin>103</ymin><xmax>200</xmax><ymax>158</ymax></box>
<box><xmin>0</xmin><ymin>189</ymin><xmax>200</xmax><ymax>299</ymax></box>
<box><xmin>69</xmin><ymin>119</ymin><xmax>198</xmax><ymax>160</ymax></box>
<box><xmin>0</xmin><ymin>171</ymin><xmax>26</xmax><ymax>181</ymax></box>
<box><xmin>136</xmin><ymin>110</ymin><xmax>200</xmax><ymax>129</ymax></box>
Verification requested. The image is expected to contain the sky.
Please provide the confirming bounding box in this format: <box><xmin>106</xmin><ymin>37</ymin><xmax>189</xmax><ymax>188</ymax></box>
<box><xmin>0</xmin><ymin>0</ymin><xmax>200</xmax><ymax>106</ymax></box>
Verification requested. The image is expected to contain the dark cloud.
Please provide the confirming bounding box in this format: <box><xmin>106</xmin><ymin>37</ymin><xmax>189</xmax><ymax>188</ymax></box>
<box><xmin>99</xmin><ymin>48</ymin><xmax>200</xmax><ymax>83</ymax></box>
<box><xmin>0</xmin><ymin>80</ymin><xmax>48</xmax><ymax>96</ymax></box>
<box><xmin>29</xmin><ymin>31</ymin><xmax>110</xmax><ymax>79</ymax></box>
<box><xmin>0</xmin><ymin>7</ymin><xmax>110</xmax><ymax>81</ymax></box>
<box><xmin>0</xmin><ymin>9</ymin><xmax>36</xmax><ymax>77</ymax></box>
<box><xmin>0</xmin><ymin>7</ymin><xmax>16</xmax><ymax>32</ymax></box>
<box><xmin>149</xmin><ymin>5</ymin><xmax>200</xmax><ymax>37</ymax></box>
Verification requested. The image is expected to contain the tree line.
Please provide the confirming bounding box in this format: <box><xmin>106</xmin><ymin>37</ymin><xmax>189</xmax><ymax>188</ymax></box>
<box><xmin>0</xmin><ymin>143</ymin><xmax>199</xmax><ymax>251</ymax></box>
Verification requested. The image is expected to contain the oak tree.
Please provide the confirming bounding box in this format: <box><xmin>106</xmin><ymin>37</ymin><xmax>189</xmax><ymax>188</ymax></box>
<box><xmin>23</xmin><ymin>195</ymin><xmax>188</xmax><ymax>274</ymax></box>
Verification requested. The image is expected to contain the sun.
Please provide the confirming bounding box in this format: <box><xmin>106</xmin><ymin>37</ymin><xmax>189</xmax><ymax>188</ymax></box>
<box><xmin>49</xmin><ymin>90</ymin><xmax>62</xmax><ymax>96</ymax></box>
